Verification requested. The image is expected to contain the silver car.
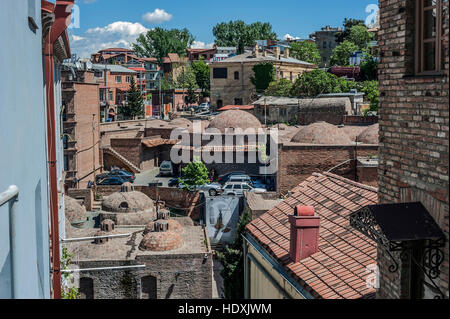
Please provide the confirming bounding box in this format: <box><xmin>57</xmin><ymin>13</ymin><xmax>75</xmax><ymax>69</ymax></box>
<box><xmin>222</xmin><ymin>182</ymin><xmax>266</xmax><ymax>196</ymax></box>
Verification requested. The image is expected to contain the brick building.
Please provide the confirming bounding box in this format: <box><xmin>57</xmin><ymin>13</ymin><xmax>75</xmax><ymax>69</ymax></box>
<box><xmin>309</xmin><ymin>26</ymin><xmax>342</xmax><ymax>67</ymax></box>
<box><xmin>350</xmin><ymin>0</ymin><xmax>449</xmax><ymax>299</ymax></box>
<box><xmin>61</xmin><ymin>68</ymin><xmax>102</xmax><ymax>189</ymax></box>
<box><xmin>210</xmin><ymin>44</ymin><xmax>317</xmax><ymax>109</ymax></box>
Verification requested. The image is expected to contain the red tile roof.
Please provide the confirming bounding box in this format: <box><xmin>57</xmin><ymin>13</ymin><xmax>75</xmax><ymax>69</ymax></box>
<box><xmin>217</xmin><ymin>105</ymin><xmax>254</xmax><ymax>111</ymax></box>
<box><xmin>246</xmin><ymin>172</ymin><xmax>378</xmax><ymax>299</ymax></box>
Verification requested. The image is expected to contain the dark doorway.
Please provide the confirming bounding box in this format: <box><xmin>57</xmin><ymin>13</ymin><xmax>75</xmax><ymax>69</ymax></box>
<box><xmin>141</xmin><ymin>276</ymin><xmax>157</xmax><ymax>299</ymax></box>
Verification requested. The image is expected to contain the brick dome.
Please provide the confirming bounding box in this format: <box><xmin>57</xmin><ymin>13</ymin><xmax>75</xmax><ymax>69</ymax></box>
<box><xmin>148</xmin><ymin>119</ymin><xmax>169</xmax><ymax>128</ymax></box>
<box><xmin>291</xmin><ymin>122</ymin><xmax>352</xmax><ymax>145</ymax></box>
<box><xmin>65</xmin><ymin>196</ymin><xmax>87</xmax><ymax>225</ymax></box>
<box><xmin>102</xmin><ymin>190</ymin><xmax>155</xmax><ymax>214</ymax></box>
<box><xmin>139</xmin><ymin>221</ymin><xmax>184</xmax><ymax>252</ymax></box>
<box><xmin>357</xmin><ymin>124</ymin><xmax>379</xmax><ymax>144</ymax></box>
<box><xmin>143</xmin><ymin>219</ymin><xmax>183</xmax><ymax>235</ymax></box>
<box><xmin>169</xmin><ymin>118</ymin><xmax>193</xmax><ymax>132</ymax></box>
<box><xmin>207</xmin><ymin>109</ymin><xmax>262</xmax><ymax>133</ymax></box>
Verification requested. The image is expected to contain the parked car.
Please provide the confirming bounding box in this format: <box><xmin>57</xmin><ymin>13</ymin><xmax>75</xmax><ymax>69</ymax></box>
<box><xmin>250</xmin><ymin>178</ymin><xmax>267</xmax><ymax>190</ymax></box>
<box><xmin>228</xmin><ymin>175</ymin><xmax>253</xmax><ymax>186</ymax></box>
<box><xmin>96</xmin><ymin>169</ymin><xmax>135</xmax><ymax>183</ymax></box>
<box><xmin>217</xmin><ymin>171</ymin><xmax>247</xmax><ymax>185</ymax></box>
<box><xmin>197</xmin><ymin>183</ymin><xmax>223</xmax><ymax>196</ymax></box>
<box><xmin>159</xmin><ymin>161</ymin><xmax>174</xmax><ymax>177</ymax></box>
<box><xmin>97</xmin><ymin>176</ymin><xmax>128</xmax><ymax>186</ymax></box>
<box><xmin>168</xmin><ymin>178</ymin><xmax>180</xmax><ymax>187</ymax></box>
<box><xmin>222</xmin><ymin>182</ymin><xmax>266</xmax><ymax>196</ymax></box>
<box><xmin>198</xmin><ymin>103</ymin><xmax>210</xmax><ymax>112</ymax></box>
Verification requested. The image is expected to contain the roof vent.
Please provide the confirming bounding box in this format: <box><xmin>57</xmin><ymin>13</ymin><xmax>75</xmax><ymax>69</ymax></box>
<box><xmin>289</xmin><ymin>206</ymin><xmax>320</xmax><ymax>263</ymax></box>
<box><xmin>157</xmin><ymin>209</ymin><xmax>170</xmax><ymax>220</ymax></box>
<box><xmin>94</xmin><ymin>231</ymin><xmax>108</xmax><ymax>244</ymax></box>
<box><xmin>101</xmin><ymin>219</ymin><xmax>115</xmax><ymax>232</ymax></box>
<box><xmin>154</xmin><ymin>220</ymin><xmax>169</xmax><ymax>232</ymax></box>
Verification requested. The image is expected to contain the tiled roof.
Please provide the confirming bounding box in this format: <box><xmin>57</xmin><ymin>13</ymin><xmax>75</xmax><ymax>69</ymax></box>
<box><xmin>218</xmin><ymin>105</ymin><xmax>254</xmax><ymax>111</ymax></box>
<box><xmin>246</xmin><ymin>172</ymin><xmax>378</xmax><ymax>299</ymax></box>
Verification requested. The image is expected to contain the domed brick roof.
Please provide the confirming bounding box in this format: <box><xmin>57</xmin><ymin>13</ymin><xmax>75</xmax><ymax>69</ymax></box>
<box><xmin>143</xmin><ymin>219</ymin><xmax>183</xmax><ymax>235</ymax></box>
<box><xmin>65</xmin><ymin>196</ymin><xmax>87</xmax><ymax>225</ymax></box>
<box><xmin>291</xmin><ymin>122</ymin><xmax>352</xmax><ymax>145</ymax></box>
<box><xmin>357</xmin><ymin>124</ymin><xmax>379</xmax><ymax>144</ymax></box>
<box><xmin>102</xmin><ymin>190</ymin><xmax>155</xmax><ymax>214</ymax></box>
<box><xmin>147</xmin><ymin>119</ymin><xmax>169</xmax><ymax>128</ymax></box>
<box><xmin>139</xmin><ymin>224</ymin><xmax>184</xmax><ymax>252</ymax></box>
<box><xmin>207</xmin><ymin>109</ymin><xmax>262</xmax><ymax>133</ymax></box>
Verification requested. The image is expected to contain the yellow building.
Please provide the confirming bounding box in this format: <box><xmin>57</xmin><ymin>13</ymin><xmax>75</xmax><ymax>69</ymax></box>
<box><xmin>210</xmin><ymin>45</ymin><xmax>317</xmax><ymax>110</ymax></box>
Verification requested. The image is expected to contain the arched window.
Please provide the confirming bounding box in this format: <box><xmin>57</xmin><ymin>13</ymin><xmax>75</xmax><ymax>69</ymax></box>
<box><xmin>141</xmin><ymin>276</ymin><xmax>157</xmax><ymax>299</ymax></box>
<box><xmin>234</xmin><ymin>71</ymin><xmax>239</xmax><ymax>80</ymax></box>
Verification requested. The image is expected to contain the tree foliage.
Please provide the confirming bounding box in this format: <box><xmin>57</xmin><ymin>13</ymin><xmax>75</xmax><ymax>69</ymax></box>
<box><xmin>264</xmin><ymin>78</ymin><xmax>293</xmax><ymax>97</ymax></box>
<box><xmin>348</xmin><ymin>25</ymin><xmax>373</xmax><ymax>49</ymax></box>
<box><xmin>330</xmin><ymin>40</ymin><xmax>359</xmax><ymax>66</ymax></box>
<box><xmin>176</xmin><ymin>65</ymin><xmax>199</xmax><ymax>105</ymax></box>
<box><xmin>213</xmin><ymin>21</ymin><xmax>277</xmax><ymax>54</ymax></box>
<box><xmin>217</xmin><ymin>210</ymin><xmax>252</xmax><ymax>299</ymax></box>
<box><xmin>289</xmin><ymin>41</ymin><xmax>322</xmax><ymax>65</ymax></box>
<box><xmin>290</xmin><ymin>69</ymin><xmax>339</xmax><ymax>97</ymax></box>
<box><xmin>179</xmin><ymin>158</ymin><xmax>209</xmax><ymax>189</ymax></box>
<box><xmin>335</xmin><ymin>18</ymin><xmax>366</xmax><ymax>43</ymax></box>
<box><xmin>191</xmin><ymin>59</ymin><xmax>211</xmax><ymax>97</ymax></box>
<box><xmin>133</xmin><ymin>28</ymin><xmax>195</xmax><ymax>63</ymax></box>
<box><xmin>118</xmin><ymin>77</ymin><xmax>144</xmax><ymax>119</ymax></box>
<box><xmin>250</xmin><ymin>62</ymin><xmax>275</xmax><ymax>93</ymax></box>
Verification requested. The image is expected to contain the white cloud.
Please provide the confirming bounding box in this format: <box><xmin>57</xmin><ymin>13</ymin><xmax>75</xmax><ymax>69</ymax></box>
<box><xmin>190</xmin><ymin>41</ymin><xmax>215</xmax><ymax>49</ymax></box>
<box><xmin>70</xmin><ymin>21</ymin><xmax>149</xmax><ymax>58</ymax></box>
<box><xmin>142</xmin><ymin>9</ymin><xmax>172</xmax><ymax>24</ymax></box>
<box><xmin>283</xmin><ymin>33</ymin><xmax>301</xmax><ymax>41</ymax></box>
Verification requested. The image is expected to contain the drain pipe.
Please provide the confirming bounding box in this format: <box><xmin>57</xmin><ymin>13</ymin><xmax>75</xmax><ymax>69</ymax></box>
<box><xmin>43</xmin><ymin>0</ymin><xmax>74</xmax><ymax>299</ymax></box>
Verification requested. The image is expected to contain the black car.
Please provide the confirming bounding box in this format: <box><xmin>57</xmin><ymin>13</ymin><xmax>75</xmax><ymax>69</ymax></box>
<box><xmin>97</xmin><ymin>176</ymin><xmax>129</xmax><ymax>186</ymax></box>
<box><xmin>168</xmin><ymin>178</ymin><xmax>180</xmax><ymax>187</ymax></box>
<box><xmin>96</xmin><ymin>169</ymin><xmax>135</xmax><ymax>183</ymax></box>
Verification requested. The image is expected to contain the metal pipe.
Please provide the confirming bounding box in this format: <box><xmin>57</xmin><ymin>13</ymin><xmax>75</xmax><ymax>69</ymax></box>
<box><xmin>0</xmin><ymin>185</ymin><xmax>19</xmax><ymax>298</ymax></box>
<box><xmin>60</xmin><ymin>233</ymin><xmax>132</xmax><ymax>243</ymax></box>
<box><xmin>60</xmin><ymin>264</ymin><xmax>146</xmax><ymax>273</ymax></box>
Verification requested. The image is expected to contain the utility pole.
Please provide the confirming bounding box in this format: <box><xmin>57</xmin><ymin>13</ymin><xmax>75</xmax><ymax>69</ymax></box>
<box><xmin>264</xmin><ymin>98</ymin><xmax>267</xmax><ymax>127</ymax></box>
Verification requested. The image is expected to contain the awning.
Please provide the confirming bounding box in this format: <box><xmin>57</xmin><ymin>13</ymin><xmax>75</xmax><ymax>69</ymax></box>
<box><xmin>350</xmin><ymin>202</ymin><xmax>446</xmax><ymax>298</ymax></box>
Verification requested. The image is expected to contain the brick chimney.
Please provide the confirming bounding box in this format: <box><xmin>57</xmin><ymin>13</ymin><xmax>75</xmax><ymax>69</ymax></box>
<box><xmin>289</xmin><ymin>205</ymin><xmax>320</xmax><ymax>263</ymax></box>
<box><xmin>284</xmin><ymin>47</ymin><xmax>290</xmax><ymax>59</ymax></box>
<box><xmin>274</xmin><ymin>46</ymin><xmax>281</xmax><ymax>59</ymax></box>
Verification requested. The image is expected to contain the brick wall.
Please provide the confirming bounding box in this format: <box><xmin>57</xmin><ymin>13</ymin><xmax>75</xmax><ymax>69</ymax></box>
<box><xmin>377</xmin><ymin>0</ymin><xmax>449</xmax><ymax>299</ymax></box>
<box><xmin>110</xmin><ymin>138</ymin><xmax>142</xmax><ymax>168</ymax></box>
<box><xmin>343</xmin><ymin>115</ymin><xmax>379</xmax><ymax>125</ymax></box>
<box><xmin>278</xmin><ymin>144</ymin><xmax>379</xmax><ymax>194</ymax></box>
<box><xmin>67</xmin><ymin>188</ymin><xmax>93</xmax><ymax>211</ymax></box>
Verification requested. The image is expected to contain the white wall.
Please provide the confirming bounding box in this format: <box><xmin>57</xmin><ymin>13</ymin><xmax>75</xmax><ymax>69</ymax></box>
<box><xmin>0</xmin><ymin>0</ymin><xmax>51</xmax><ymax>298</ymax></box>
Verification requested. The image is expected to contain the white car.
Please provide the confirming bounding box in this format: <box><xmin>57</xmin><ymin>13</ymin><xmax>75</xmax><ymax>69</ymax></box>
<box><xmin>198</xmin><ymin>103</ymin><xmax>210</xmax><ymax>112</ymax></box>
<box><xmin>222</xmin><ymin>182</ymin><xmax>266</xmax><ymax>196</ymax></box>
<box><xmin>159</xmin><ymin>161</ymin><xmax>174</xmax><ymax>177</ymax></box>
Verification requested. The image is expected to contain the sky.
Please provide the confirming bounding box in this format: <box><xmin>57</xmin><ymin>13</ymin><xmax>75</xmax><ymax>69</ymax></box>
<box><xmin>68</xmin><ymin>0</ymin><xmax>379</xmax><ymax>58</ymax></box>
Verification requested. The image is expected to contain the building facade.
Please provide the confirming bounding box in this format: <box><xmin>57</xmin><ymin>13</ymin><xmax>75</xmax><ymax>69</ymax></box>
<box><xmin>310</xmin><ymin>26</ymin><xmax>342</xmax><ymax>67</ymax></box>
<box><xmin>375</xmin><ymin>0</ymin><xmax>449</xmax><ymax>299</ymax></box>
<box><xmin>210</xmin><ymin>46</ymin><xmax>317</xmax><ymax>109</ymax></box>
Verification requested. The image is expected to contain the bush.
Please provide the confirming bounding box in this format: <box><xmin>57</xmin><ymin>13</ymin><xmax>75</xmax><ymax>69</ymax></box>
<box><xmin>290</xmin><ymin>69</ymin><xmax>339</xmax><ymax>97</ymax></box>
<box><xmin>264</xmin><ymin>78</ymin><xmax>293</xmax><ymax>97</ymax></box>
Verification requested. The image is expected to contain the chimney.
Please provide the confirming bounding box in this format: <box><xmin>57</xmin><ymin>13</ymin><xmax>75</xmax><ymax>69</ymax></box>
<box><xmin>284</xmin><ymin>47</ymin><xmax>290</xmax><ymax>59</ymax></box>
<box><xmin>289</xmin><ymin>205</ymin><xmax>320</xmax><ymax>263</ymax></box>
<box><xmin>274</xmin><ymin>47</ymin><xmax>281</xmax><ymax>59</ymax></box>
<box><xmin>262</xmin><ymin>50</ymin><xmax>267</xmax><ymax>57</ymax></box>
<box><xmin>254</xmin><ymin>42</ymin><xmax>260</xmax><ymax>58</ymax></box>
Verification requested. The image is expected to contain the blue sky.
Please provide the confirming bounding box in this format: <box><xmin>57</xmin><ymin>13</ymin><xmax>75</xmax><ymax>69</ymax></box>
<box><xmin>69</xmin><ymin>0</ymin><xmax>379</xmax><ymax>58</ymax></box>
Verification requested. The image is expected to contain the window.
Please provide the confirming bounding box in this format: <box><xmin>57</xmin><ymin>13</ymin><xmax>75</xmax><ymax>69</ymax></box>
<box><xmin>115</xmin><ymin>76</ymin><xmax>122</xmax><ymax>83</ymax></box>
<box><xmin>213</xmin><ymin>68</ymin><xmax>228</xmax><ymax>79</ymax></box>
<box><xmin>108</xmin><ymin>91</ymin><xmax>113</xmax><ymax>101</ymax></box>
<box><xmin>225</xmin><ymin>185</ymin><xmax>233</xmax><ymax>189</ymax></box>
<box><xmin>217</xmin><ymin>99</ymin><xmax>223</xmax><ymax>108</ymax></box>
<box><xmin>234</xmin><ymin>98</ymin><xmax>243</xmax><ymax>105</ymax></box>
<box><xmin>234</xmin><ymin>184</ymin><xmax>242</xmax><ymax>190</ymax></box>
<box><xmin>323</xmin><ymin>41</ymin><xmax>327</xmax><ymax>48</ymax></box>
<box><xmin>126</xmin><ymin>76</ymin><xmax>131</xmax><ymax>83</ymax></box>
<box><xmin>416</xmin><ymin>0</ymin><xmax>446</xmax><ymax>74</ymax></box>
<box><xmin>234</xmin><ymin>71</ymin><xmax>240</xmax><ymax>80</ymax></box>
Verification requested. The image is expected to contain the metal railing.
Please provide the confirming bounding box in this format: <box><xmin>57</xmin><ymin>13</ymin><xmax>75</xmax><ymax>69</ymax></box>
<box><xmin>0</xmin><ymin>185</ymin><xmax>19</xmax><ymax>298</ymax></box>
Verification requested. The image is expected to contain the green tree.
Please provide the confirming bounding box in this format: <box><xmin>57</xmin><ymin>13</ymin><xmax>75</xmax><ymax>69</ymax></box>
<box><xmin>330</xmin><ymin>40</ymin><xmax>359</xmax><ymax>66</ymax></box>
<box><xmin>358</xmin><ymin>80</ymin><xmax>379</xmax><ymax>114</ymax></box>
<box><xmin>213</xmin><ymin>21</ymin><xmax>277</xmax><ymax>54</ymax></box>
<box><xmin>264</xmin><ymin>78</ymin><xmax>293</xmax><ymax>97</ymax></box>
<box><xmin>335</xmin><ymin>18</ymin><xmax>366</xmax><ymax>43</ymax></box>
<box><xmin>217</xmin><ymin>210</ymin><xmax>251</xmax><ymax>299</ymax></box>
<box><xmin>250</xmin><ymin>62</ymin><xmax>275</xmax><ymax>93</ymax></box>
<box><xmin>179</xmin><ymin>158</ymin><xmax>209</xmax><ymax>189</ymax></box>
<box><xmin>119</xmin><ymin>77</ymin><xmax>144</xmax><ymax>119</ymax></box>
<box><xmin>191</xmin><ymin>59</ymin><xmax>210</xmax><ymax>97</ymax></box>
<box><xmin>133</xmin><ymin>28</ymin><xmax>195</xmax><ymax>63</ymax></box>
<box><xmin>359</xmin><ymin>51</ymin><xmax>379</xmax><ymax>80</ymax></box>
<box><xmin>176</xmin><ymin>66</ymin><xmax>199</xmax><ymax>105</ymax></box>
<box><xmin>289</xmin><ymin>41</ymin><xmax>321</xmax><ymax>65</ymax></box>
<box><xmin>290</xmin><ymin>69</ymin><xmax>338</xmax><ymax>97</ymax></box>
<box><xmin>348</xmin><ymin>25</ymin><xmax>373</xmax><ymax>49</ymax></box>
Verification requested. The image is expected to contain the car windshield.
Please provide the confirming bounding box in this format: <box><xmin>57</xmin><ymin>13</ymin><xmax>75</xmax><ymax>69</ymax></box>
<box><xmin>161</xmin><ymin>164</ymin><xmax>171</xmax><ymax>169</ymax></box>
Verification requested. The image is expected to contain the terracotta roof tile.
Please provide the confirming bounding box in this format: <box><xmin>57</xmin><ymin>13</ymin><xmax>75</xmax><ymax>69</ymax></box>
<box><xmin>246</xmin><ymin>172</ymin><xmax>378</xmax><ymax>299</ymax></box>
